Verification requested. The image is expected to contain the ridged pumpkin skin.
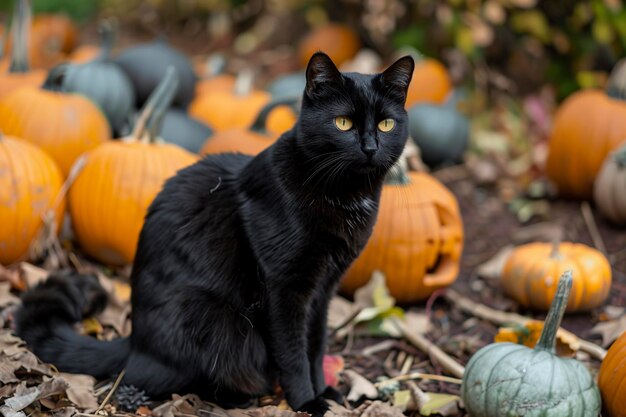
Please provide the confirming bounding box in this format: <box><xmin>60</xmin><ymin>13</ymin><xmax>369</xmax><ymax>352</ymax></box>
<box><xmin>463</xmin><ymin>273</ymin><xmax>601</xmax><ymax>417</ymax></box>
<box><xmin>599</xmin><ymin>332</ymin><xmax>626</xmax><ymax>417</ymax></box>
<box><xmin>0</xmin><ymin>136</ymin><xmax>64</xmax><ymax>264</ymax></box>
<box><xmin>406</xmin><ymin>59</ymin><xmax>452</xmax><ymax>107</ymax></box>
<box><xmin>298</xmin><ymin>24</ymin><xmax>360</xmax><ymax>67</ymax></box>
<box><xmin>0</xmin><ymin>87</ymin><xmax>111</xmax><ymax>176</ymax></box>
<box><xmin>201</xmin><ymin>128</ymin><xmax>277</xmax><ymax>156</ymax></box>
<box><xmin>501</xmin><ymin>242</ymin><xmax>611</xmax><ymax>312</ymax></box>
<box><xmin>546</xmin><ymin>90</ymin><xmax>626</xmax><ymax>198</ymax></box>
<box><xmin>69</xmin><ymin>141</ymin><xmax>197</xmax><ymax>265</ymax></box>
<box><xmin>594</xmin><ymin>146</ymin><xmax>626</xmax><ymax>225</ymax></box>
<box><xmin>341</xmin><ymin>171</ymin><xmax>464</xmax><ymax>303</ymax></box>
<box><xmin>0</xmin><ymin>71</ymin><xmax>45</xmax><ymax>99</ymax></box>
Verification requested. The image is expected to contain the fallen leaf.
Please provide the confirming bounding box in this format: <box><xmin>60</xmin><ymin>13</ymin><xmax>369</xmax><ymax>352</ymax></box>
<box><xmin>403</xmin><ymin>310</ymin><xmax>432</xmax><ymax>336</ymax></box>
<box><xmin>494</xmin><ymin>320</ymin><xmax>577</xmax><ymax>356</ymax></box>
<box><xmin>19</xmin><ymin>263</ymin><xmax>48</xmax><ymax>289</ymax></box>
<box><xmin>476</xmin><ymin>246</ymin><xmax>514</xmax><ymax>280</ymax></box>
<box><xmin>59</xmin><ymin>373</ymin><xmax>99</xmax><ymax>411</ymax></box>
<box><xmin>353</xmin><ymin>401</ymin><xmax>405</xmax><ymax>417</ymax></box>
<box><xmin>247</xmin><ymin>406</ymin><xmax>305</xmax><ymax>416</ymax></box>
<box><xmin>352</xmin><ymin>272</ymin><xmax>404</xmax><ymax>338</ymax></box>
<box><xmin>343</xmin><ymin>370</ymin><xmax>378</xmax><ymax>402</ymax></box>
<box><xmin>323</xmin><ymin>355</ymin><xmax>344</xmax><ymax>388</ymax></box>
<box><xmin>392</xmin><ymin>390</ymin><xmax>411</xmax><ymax>411</ymax></box>
<box><xmin>327</xmin><ymin>297</ymin><xmax>358</xmax><ymax>332</ymax></box>
<box><xmin>0</xmin><ymin>282</ymin><xmax>20</xmax><ymax>308</ymax></box>
<box><xmin>419</xmin><ymin>393</ymin><xmax>460</xmax><ymax>416</ymax></box>
<box><xmin>590</xmin><ymin>314</ymin><xmax>626</xmax><ymax>347</ymax></box>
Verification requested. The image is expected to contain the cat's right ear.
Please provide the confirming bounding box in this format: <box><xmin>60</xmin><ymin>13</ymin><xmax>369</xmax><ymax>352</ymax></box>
<box><xmin>305</xmin><ymin>52</ymin><xmax>342</xmax><ymax>97</ymax></box>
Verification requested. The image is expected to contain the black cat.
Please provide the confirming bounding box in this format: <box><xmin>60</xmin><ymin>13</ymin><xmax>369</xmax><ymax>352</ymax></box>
<box><xmin>14</xmin><ymin>52</ymin><xmax>414</xmax><ymax>416</ymax></box>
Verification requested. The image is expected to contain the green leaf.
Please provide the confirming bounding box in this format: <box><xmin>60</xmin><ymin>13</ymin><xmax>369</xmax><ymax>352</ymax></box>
<box><xmin>419</xmin><ymin>393</ymin><xmax>460</xmax><ymax>416</ymax></box>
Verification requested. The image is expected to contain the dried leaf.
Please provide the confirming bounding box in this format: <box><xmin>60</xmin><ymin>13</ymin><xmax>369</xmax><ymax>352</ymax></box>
<box><xmin>247</xmin><ymin>407</ymin><xmax>305</xmax><ymax>417</ymax></box>
<box><xmin>353</xmin><ymin>271</ymin><xmax>402</xmax><ymax>325</ymax></box>
<box><xmin>0</xmin><ymin>282</ymin><xmax>20</xmax><ymax>309</ymax></box>
<box><xmin>590</xmin><ymin>314</ymin><xmax>626</xmax><ymax>347</ymax></box>
<box><xmin>403</xmin><ymin>311</ymin><xmax>432</xmax><ymax>335</ymax></box>
<box><xmin>59</xmin><ymin>373</ymin><xmax>99</xmax><ymax>411</ymax></box>
<box><xmin>19</xmin><ymin>263</ymin><xmax>48</xmax><ymax>289</ymax></box>
<box><xmin>327</xmin><ymin>297</ymin><xmax>358</xmax><ymax>331</ymax></box>
<box><xmin>476</xmin><ymin>246</ymin><xmax>514</xmax><ymax>280</ymax></box>
<box><xmin>344</xmin><ymin>370</ymin><xmax>378</xmax><ymax>402</ymax></box>
<box><xmin>353</xmin><ymin>401</ymin><xmax>405</xmax><ymax>417</ymax></box>
<box><xmin>392</xmin><ymin>390</ymin><xmax>411</xmax><ymax>411</ymax></box>
<box><xmin>419</xmin><ymin>393</ymin><xmax>460</xmax><ymax>416</ymax></box>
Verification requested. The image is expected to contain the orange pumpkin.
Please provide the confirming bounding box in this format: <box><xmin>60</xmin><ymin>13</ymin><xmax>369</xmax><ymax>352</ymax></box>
<box><xmin>0</xmin><ymin>66</ymin><xmax>111</xmax><ymax>176</ymax></box>
<box><xmin>30</xmin><ymin>14</ymin><xmax>78</xmax><ymax>68</ymax></box>
<box><xmin>501</xmin><ymin>242</ymin><xmax>612</xmax><ymax>312</ymax></box>
<box><xmin>200</xmin><ymin>99</ymin><xmax>295</xmax><ymax>155</ymax></box>
<box><xmin>193</xmin><ymin>54</ymin><xmax>236</xmax><ymax>96</ymax></box>
<box><xmin>190</xmin><ymin>71</ymin><xmax>296</xmax><ymax>134</ymax></box>
<box><xmin>546</xmin><ymin>90</ymin><xmax>626</xmax><ymax>198</ymax></box>
<box><xmin>598</xmin><ymin>331</ymin><xmax>626</xmax><ymax>417</ymax></box>
<box><xmin>405</xmin><ymin>58</ymin><xmax>452</xmax><ymax>107</ymax></box>
<box><xmin>0</xmin><ymin>134</ymin><xmax>64</xmax><ymax>265</ymax></box>
<box><xmin>69</xmin><ymin>68</ymin><xmax>198</xmax><ymax>265</ymax></box>
<box><xmin>0</xmin><ymin>0</ymin><xmax>46</xmax><ymax>99</ymax></box>
<box><xmin>298</xmin><ymin>24</ymin><xmax>360</xmax><ymax>68</ymax></box>
<box><xmin>594</xmin><ymin>144</ymin><xmax>626</xmax><ymax>225</ymax></box>
<box><xmin>341</xmin><ymin>163</ymin><xmax>464</xmax><ymax>303</ymax></box>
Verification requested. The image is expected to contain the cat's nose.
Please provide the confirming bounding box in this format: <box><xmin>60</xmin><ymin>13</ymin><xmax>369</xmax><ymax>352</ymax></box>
<box><xmin>361</xmin><ymin>137</ymin><xmax>378</xmax><ymax>157</ymax></box>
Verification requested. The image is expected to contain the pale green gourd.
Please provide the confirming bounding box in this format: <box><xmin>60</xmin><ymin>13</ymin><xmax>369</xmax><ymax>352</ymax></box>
<box><xmin>461</xmin><ymin>271</ymin><xmax>601</xmax><ymax>417</ymax></box>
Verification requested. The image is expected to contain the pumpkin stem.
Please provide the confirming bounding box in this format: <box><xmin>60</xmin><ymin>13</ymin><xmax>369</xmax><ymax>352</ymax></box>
<box><xmin>535</xmin><ymin>270</ymin><xmax>572</xmax><ymax>353</ymax></box>
<box><xmin>250</xmin><ymin>97</ymin><xmax>299</xmax><ymax>135</ymax></box>
<box><xmin>9</xmin><ymin>0</ymin><xmax>31</xmax><ymax>73</ymax></box>
<box><xmin>42</xmin><ymin>63</ymin><xmax>69</xmax><ymax>91</ymax></box>
<box><xmin>549</xmin><ymin>238</ymin><xmax>561</xmax><ymax>259</ymax></box>
<box><xmin>607</xmin><ymin>59</ymin><xmax>626</xmax><ymax>100</ymax></box>
<box><xmin>97</xmin><ymin>19</ymin><xmax>116</xmax><ymax>61</ymax></box>
<box><xmin>233</xmin><ymin>69</ymin><xmax>254</xmax><ymax>96</ymax></box>
<box><xmin>385</xmin><ymin>157</ymin><xmax>411</xmax><ymax>185</ymax></box>
<box><xmin>203</xmin><ymin>53</ymin><xmax>226</xmax><ymax>79</ymax></box>
<box><xmin>613</xmin><ymin>143</ymin><xmax>626</xmax><ymax>167</ymax></box>
<box><xmin>131</xmin><ymin>66</ymin><xmax>179</xmax><ymax>144</ymax></box>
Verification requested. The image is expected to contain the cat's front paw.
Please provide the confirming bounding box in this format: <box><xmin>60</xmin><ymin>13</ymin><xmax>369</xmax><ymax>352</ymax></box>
<box><xmin>320</xmin><ymin>386</ymin><xmax>344</xmax><ymax>404</ymax></box>
<box><xmin>298</xmin><ymin>396</ymin><xmax>329</xmax><ymax>417</ymax></box>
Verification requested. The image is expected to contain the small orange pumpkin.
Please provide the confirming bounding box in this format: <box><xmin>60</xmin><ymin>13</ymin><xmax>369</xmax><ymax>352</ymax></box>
<box><xmin>0</xmin><ymin>66</ymin><xmax>111</xmax><ymax>176</ymax></box>
<box><xmin>598</xmin><ymin>331</ymin><xmax>626</xmax><ymax>417</ymax></box>
<box><xmin>0</xmin><ymin>0</ymin><xmax>46</xmax><ymax>99</ymax></box>
<box><xmin>193</xmin><ymin>54</ymin><xmax>236</xmax><ymax>96</ymax></box>
<box><xmin>0</xmin><ymin>133</ymin><xmax>64</xmax><ymax>265</ymax></box>
<box><xmin>29</xmin><ymin>13</ymin><xmax>78</xmax><ymax>68</ymax></box>
<box><xmin>594</xmin><ymin>144</ymin><xmax>626</xmax><ymax>225</ymax></box>
<box><xmin>501</xmin><ymin>241</ymin><xmax>612</xmax><ymax>312</ymax></box>
<box><xmin>298</xmin><ymin>24</ymin><xmax>360</xmax><ymax>68</ymax></box>
<box><xmin>546</xmin><ymin>89</ymin><xmax>626</xmax><ymax>198</ymax></box>
<box><xmin>200</xmin><ymin>99</ymin><xmax>295</xmax><ymax>156</ymax></box>
<box><xmin>69</xmin><ymin>68</ymin><xmax>198</xmax><ymax>265</ymax></box>
<box><xmin>190</xmin><ymin>70</ymin><xmax>296</xmax><ymax>134</ymax></box>
<box><xmin>405</xmin><ymin>58</ymin><xmax>452</xmax><ymax>107</ymax></box>
<box><xmin>341</xmin><ymin>162</ymin><xmax>464</xmax><ymax>303</ymax></box>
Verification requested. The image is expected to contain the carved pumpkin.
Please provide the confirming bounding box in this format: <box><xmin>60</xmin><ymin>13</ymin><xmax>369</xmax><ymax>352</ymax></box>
<box><xmin>298</xmin><ymin>24</ymin><xmax>360</xmax><ymax>67</ymax></box>
<box><xmin>462</xmin><ymin>271</ymin><xmax>601</xmax><ymax>417</ymax></box>
<box><xmin>200</xmin><ymin>100</ymin><xmax>294</xmax><ymax>156</ymax></box>
<box><xmin>0</xmin><ymin>67</ymin><xmax>111</xmax><ymax>176</ymax></box>
<box><xmin>57</xmin><ymin>22</ymin><xmax>136</xmax><ymax>136</ymax></box>
<box><xmin>341</xmin><ymin>163</ymin><xmax>464</xmax><ymax>303</ymax></box>
<box><xmin>0</xmin><ymin>0</ymin><xmax>46</xmax><ymax>99</ymax></box>
<box><xmin>115</xmin><ymin>39</ymin><xmax>197</xmax><ymax>109</ymax></box>
<box><xmin>0</xmin><ymin>134</ymin><xmax>64</xmax><ymax>265</ymax></box>
<box><xmin>190</xmin><ymin>71</ymin><xmax>296</xmax><ymax>135</ymax></box>
<box><xmin>69</xmin><ymin>68</ymin><xmax>198</xmax><ymax>265</ymax></box>
<box><xmin>501</xmin><ymin>241</ymin><xmax>611</xmax><ymax>312</ymax></box>
<box><xmin>594</xmin><ymin>144</ymin><xmax>626</xmax><ymax>225</ymax></box>
<box><xmin>599</xmin><ymin>331</ymin><xmax>626</xmax><ymax>417</ymax></box>
<box><xmin>406</xmin><ymin>57</ymin><xmax>452</xmax><ymax>107</ymax></box>
<box><xmin>546</xmin><ymin>89</ymin><xmax>626</xmax><ymax>198</ymax></box>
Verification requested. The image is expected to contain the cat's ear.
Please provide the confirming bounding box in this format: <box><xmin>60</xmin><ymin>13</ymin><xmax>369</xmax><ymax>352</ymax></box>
<box><xmin>305</xmin><ymin>52</ymin><xmax>342</xmax><ymax>97</ymax></box>
<box><xmin>381</xmin><ymin>56</ymin><xmax>414</xmax><ymax>103</ymax></box>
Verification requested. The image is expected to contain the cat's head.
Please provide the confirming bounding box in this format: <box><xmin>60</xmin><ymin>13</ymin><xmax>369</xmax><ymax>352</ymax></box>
<box><xmin>297</xmin><ymin>52</ymin><xmax>414</xmax><ymax>176</ymax></box>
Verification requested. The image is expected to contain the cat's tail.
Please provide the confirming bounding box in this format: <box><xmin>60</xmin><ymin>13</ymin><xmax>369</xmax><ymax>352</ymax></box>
<box><xmin>14</xmin><ymin>271</ymin><xmax>130</xmax><ymax>378</ymax></box>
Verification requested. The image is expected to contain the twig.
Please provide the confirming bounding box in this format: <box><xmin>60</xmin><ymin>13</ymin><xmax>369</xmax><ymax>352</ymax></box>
<box><xmin>374</xmin><ymin>371</ymin><xmax>463</xmax><ymax>387</ymax></box>
<box><xmin>444</xmin><ymin>289</ymin><xmax>607</xmax><ymax>360</ymax></box>
<box><xmin>390</xmin><ymin>317</ymin><xmax>465</xmax><ymax>378</ymax></box>
<box><xmin>581</xmin><ymin>201</ymin><xmax>607</xmax><ymax>255</ymax></box>
<box><xmin>329</xmin><ymin>307</ymin><xmax>363</xmax><ymax>338</ymax></box>
<box><xmin>95</xmin><ymin>369</ymin><xmax>126</xmax><ymax>415</ymax></box>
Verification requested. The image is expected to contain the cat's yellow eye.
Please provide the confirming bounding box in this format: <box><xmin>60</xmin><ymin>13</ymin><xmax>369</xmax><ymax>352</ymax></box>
<box><xmin>378</xmin><ymin>119</ymin><xmax>395</xmax><ymax>132</ymax></box>
<box><xmin>334</xmin><ymin>116</ymin><xmax>353</xmax><ymax>131</ymax></box>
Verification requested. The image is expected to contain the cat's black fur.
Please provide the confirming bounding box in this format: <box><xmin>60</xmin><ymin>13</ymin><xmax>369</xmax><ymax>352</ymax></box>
<box><xmin>14</xmin><ymin>53</ymin><xmax>414</xmax><ymax>416</ymax></box>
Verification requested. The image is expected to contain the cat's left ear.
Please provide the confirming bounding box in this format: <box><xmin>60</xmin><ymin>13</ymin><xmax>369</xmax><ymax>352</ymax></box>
<box><xmin>305</xmin><ymin>52</ymin><xmax>343</xmax><ymax>97</ymax></box>
<box><xmin>381</xmin><ymin>56</ymin><xmax>414</xmax><ymax>103</ymax></box>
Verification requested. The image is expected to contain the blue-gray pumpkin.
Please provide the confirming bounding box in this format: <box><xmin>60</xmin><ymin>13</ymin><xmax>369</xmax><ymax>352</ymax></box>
<box><xmin>159</xmin><ymin>109</ymin><xmax>213</xmax><ymax>154</ymax></box>
<box><xmin>58</xmin><ymin>22</ymin><xmax>135</xmax><ymax>136</ymax></box>
<box><xmin>461</xmin><ymin>271</ymin><xmax>601</xmax><ymax>417</ymax></box>
<box><xmin>267</xmin><ymin>72</ymin><xmax>305</xmax><ymax>100</ymax></box>
<box><xmin>115</xmin><ymin>39</ymin><xmax>197</xmax><ymax>109</ymax></box>
<box><xmin>408</xmin><ymin>95</ymin><xmax>469</xmax><ymax>167</ymax></box>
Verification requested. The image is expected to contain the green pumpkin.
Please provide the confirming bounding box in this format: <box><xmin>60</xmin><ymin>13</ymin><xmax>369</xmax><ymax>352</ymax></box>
<box><xmin>57</xmin><ymin>22</ymin><xmax>135</xmax><ymax>136</ymax></box>
<box><xmin>461</xmin><ymin>271</ymin><xmax>601</xmax><ymax>417</ymax></box>
<box><xmin>267</xmin><ymin>72</ymin><xmax>305</xmax><ymax>100</ymax></box>
<box><xmin>408</xmin><ymin>92</ymin><xmax>469</xmax><ymax>167</ymax></box>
